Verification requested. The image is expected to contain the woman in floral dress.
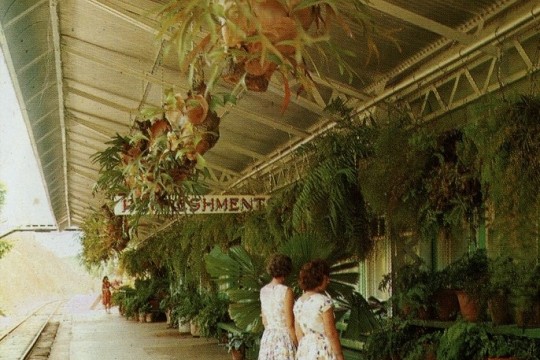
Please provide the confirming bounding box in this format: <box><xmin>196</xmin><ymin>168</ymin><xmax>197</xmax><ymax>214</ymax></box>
<box><xmin>294</xmin><ymin>260</ymin><xmax>344</xmax><ymax>360</ymax></box>
<box><xmin>258</xmin><ymin>254</ymin><xmax>297</xmax><ymax>360</ymax></box>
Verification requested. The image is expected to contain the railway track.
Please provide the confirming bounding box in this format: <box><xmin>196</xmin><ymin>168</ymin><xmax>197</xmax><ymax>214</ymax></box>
<box><xmin>0</xmin><ymin>300</ymin><xmax>64</xmax><ymax>360</ymax></box>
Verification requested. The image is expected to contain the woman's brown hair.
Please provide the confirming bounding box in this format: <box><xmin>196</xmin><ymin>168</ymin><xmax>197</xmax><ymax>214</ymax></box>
<box><xmin>298</xmin><ymin>259</ymin><xmax>330</xmax><ymax>291</ymax></box>
<box><xmin>267</xmin><ymin>254</ymin><xmax>293</xmax><ymax>278</ymax></box>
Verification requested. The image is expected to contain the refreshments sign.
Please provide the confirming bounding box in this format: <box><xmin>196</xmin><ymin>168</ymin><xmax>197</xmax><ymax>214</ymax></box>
<box><xmin>114</xmin><ymin>195</ymin><xmax>270</xmax><ymax>215</ymax></box>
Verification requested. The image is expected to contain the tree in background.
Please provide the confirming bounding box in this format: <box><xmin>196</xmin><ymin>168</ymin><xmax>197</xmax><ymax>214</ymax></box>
<box><xmin>0</xmin><ymin>181</ymin><xmax>13</xmax><ymax>259</ymax></box>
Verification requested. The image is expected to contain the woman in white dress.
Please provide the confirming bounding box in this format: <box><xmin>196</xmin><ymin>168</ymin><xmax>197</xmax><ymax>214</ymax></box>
<box><xmin>258</xmin><ymin>254</ymin><xmax>297</xmax><ymax>360</ymax></box>
<box><xmin>294</xmin><ymin>259</ymin><xmax>344</xmax><ymax>360</ymax></box>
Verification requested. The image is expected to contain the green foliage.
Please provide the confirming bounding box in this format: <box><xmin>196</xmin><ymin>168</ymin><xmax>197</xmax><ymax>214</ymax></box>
<box><xmin>196</xmin><ymin>291</ymin><xmax>231</xmax><ymax>338</ymax></box>
<box><xmin>465</xmin><ymin>95</ymin><xmax>540</xmax><ymax>252</ymax></box>
<box><xmin>510</xmin><ymin>262</ymin><xmax>540</xmax><ymax>311</ymax></box>
<box><xmin>361</xmin><ymin>118</ymin><xmax>483</xmax><ymax>244</ymax></box>
<box><xmin>363</xmin><ymin>319</ymin><xmax>419</xmax><ymax>360</ymax></box>
<box><xmin>403</xmin><ymin>331</ymin><xmax>441</xmax><ymax>360</ymax></box>
<box><xmin>226</xmin><ymin>331</ymin><xmax>256</xmax><ymax>353</ymax></box>
<box><xmin>445</xmin><ymin>249</ymin><xmax>489</xmax><ymax>297</ymax></box>
<box><xmin>360</xmin><ymin>116</ymin><xmax>424</xmax><ymax>232</ymax></box>
<box><xmin>0</xmin><ymin>239</ymin><xmax>12</xmax><ymax>260</ymax></box>
<box><xmin>379</xmin><ymin>259</ymin><xmax>434</xmax><ymax>317</ymax></box>
<box><xmin>487</xmin><ymin>255</ymin><xmax>517</xmax><ymax>297</ymax></box>
<box><xmin>79</xmin><ymin>208</ymin><xmax>116</xmax><ymax>269</ymax></box>
<box><xmin>293</xmin><ymin>102</ymin><xmax>378</xmax><ymax>259</ymax></box>
<box><xmin>205</xmin><ymin>232</ymin><xmax>359</xmax><ymax>333</ymax></box>
<box><xmin>156</xmin><ymin>0</ymin><xmax>397</xmax><ymax>97</ymax></box>
<box><xmin>173</xmin><ymin>285</ymin><xmax>205</xmax><ymax>323</ymax></box>
<box><xmin>436</xmin><ymin>321</ymin><xmax>489</xmax><ymax>360</ymax></box>
<box><xmin>485</xmin><ymin>335</ymin><xmax>538</xmax><ymax>358</ymax></box>
<box><xmin>205</xmin><ymin>245</ymin><xmax>267</xmax><ymax>332</ymax></box>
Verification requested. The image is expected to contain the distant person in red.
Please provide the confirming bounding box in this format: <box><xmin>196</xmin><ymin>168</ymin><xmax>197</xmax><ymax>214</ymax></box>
<box><xmin>102</xmin><ymin>276</ymin><xmax>113</xmax><ymax>313</ymax></box>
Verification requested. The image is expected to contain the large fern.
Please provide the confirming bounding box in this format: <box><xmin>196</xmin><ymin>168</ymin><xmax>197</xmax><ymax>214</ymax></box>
<box><xmin>292</xmin><ymin>108</ymin><xmax>377</xmax><ymax>259</ymax></box>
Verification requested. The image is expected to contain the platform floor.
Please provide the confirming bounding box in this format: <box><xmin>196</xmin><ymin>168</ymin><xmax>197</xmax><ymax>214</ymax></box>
<box><xmin>48</xmin><ymin>294</ymin><xmax>230</xmax><ymax>360</ymax></box>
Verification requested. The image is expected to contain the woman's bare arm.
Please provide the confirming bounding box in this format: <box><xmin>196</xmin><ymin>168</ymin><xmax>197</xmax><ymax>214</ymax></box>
<box><xmin>322</xmin><ymin>308</ymin><xmax>344</xmax><ymax>360</ymax></box>
<box><xmin>284</xmin><ymin>288</ymin><xmax>298</xmax><ymax>346</ymax></box>
<box><xmin>261</xmin><ymin>312</ymin><xmax>267</xmax><ymax>328</ymax></box>
<box><xmin>294</xmin><ymin>320</ymin><xmax>304</xmax><ymax>345</ymax></box>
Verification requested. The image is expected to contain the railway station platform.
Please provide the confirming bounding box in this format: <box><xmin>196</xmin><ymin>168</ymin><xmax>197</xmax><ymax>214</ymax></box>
<box><xmin>48</xmin><ymin>294</ymin><xmax>230</xmax><ymax>360</ymax></box>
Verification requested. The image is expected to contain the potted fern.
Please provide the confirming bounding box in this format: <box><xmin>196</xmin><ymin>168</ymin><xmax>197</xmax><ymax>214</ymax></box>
<box><xmin>226</xmin><ymin>332</ymin><xmax>256</xmax><ymax>360</ymax></box>
<box><xmin>436</xmin><ymin>321</ymin><xmax>489</xmax><ymax>360</ymax></box>
<box><xmin>486</xmin><ymin>255</ymin><xmax>516</xmax><ymax>325</ymax></box>
<box><xmin>510</xmin><ymin>262</ymin><xmax>540</xmax><ymax>328</ymax></box>
<box><xmin>445</xmin><ymin>249</ymin><xmax>489</xmax><ymax>322</ymax></box>
<box><xmin>378</xmin><ymin>260</ymin><xmax>434</xmax><ymax>320</ymax></box>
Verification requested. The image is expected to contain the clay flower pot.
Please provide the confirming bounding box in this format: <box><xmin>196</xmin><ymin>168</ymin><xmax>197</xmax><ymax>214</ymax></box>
<box><xmin>183</xmin><ymin>94</ymin><xmax>209</xmax><ymax>125</ymax></box>
<box><xmin>149</xmin><ymin>119</ymin><xmax>172</xmax><ymax>140</ymax></box>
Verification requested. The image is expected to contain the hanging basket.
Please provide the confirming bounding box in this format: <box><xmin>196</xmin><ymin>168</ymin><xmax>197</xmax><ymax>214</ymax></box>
<box><xmin>182</xmin><ymin>94</ymin><xmax>209</xmax><ymax>125</ymax></box>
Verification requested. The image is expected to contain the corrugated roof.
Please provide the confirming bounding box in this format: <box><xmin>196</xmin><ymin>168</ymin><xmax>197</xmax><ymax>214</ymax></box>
<box><xmin>1</xmin><ymin>0</ymin><xmax>539</xmax><ymax>236</ymax></box>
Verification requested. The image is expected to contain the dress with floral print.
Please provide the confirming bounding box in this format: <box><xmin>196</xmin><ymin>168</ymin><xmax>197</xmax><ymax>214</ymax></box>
<box><xmin>293</xmin><ymin>293</ymin><xmax>335</xmax><ymax>360</ymax></box>
<box><xmin>258</xmin><ymin>283</ymin><xmax>296</xmax><ymax>360</ymax></box>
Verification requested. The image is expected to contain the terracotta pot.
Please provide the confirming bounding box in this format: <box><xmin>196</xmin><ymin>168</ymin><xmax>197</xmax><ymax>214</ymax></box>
<box><xmin>487</xmin><ymin>357</ymin><xmax>518</xmax><ymax>360</ymax></box>
<box><xmin>221</xmin><ymin>58</ymin><xmax>273</xmax><ymax>92</ymax></box>
<box><xmin>515</xmin><ymin>301</ymin><xmax>540</xmax><ymax>328</ymax></box>
<box><xmin>244</xmin><ymin>42</ymin><xmax>278</xmax><ymax>76</ymax></box>
<box><xmin>433</xmin><ymin>289</ymin><xmax>459</xmax><ymax>321</ymax></box>
<box><xmin>423</xmin><ymin>345</ymin><xmax>437</xmax><ymax>360</ymax></box>
<box><xmin>456</xmin><ymin>290</ymin><xmax>481</xmax><ymax>322</ymax></box>
<box><xmin>246</xmin><ymin>71</ymin><xmax>272</xmax><ymax>92</ymax></box>
<box><xmin>230</xmin><ymin>347</ymin><xmax>245</xmax><ymax>360</ymax></box>
<box><xmin>488</xmin><ymin>293</ymin><xmax>512</xmax><ymax>325</ymax></box>
<box><xmin>183</xmin><ymin>94</ymin><xmax>209</xmax><ymax>125</ymax></box>
<box><xmin>149</xmin><ymin>119</ymin><xmax>171</xmax><ymax>139</ymax></box>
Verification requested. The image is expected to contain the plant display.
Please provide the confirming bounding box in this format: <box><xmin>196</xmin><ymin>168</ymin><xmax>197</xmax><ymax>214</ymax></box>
<box><xmin>446</xmin><ymin>249</ymin><xmax>489</xmax><ymax>295</ymax></box>
<box><xmin>361</xmin><ymin>120</ymin><xmax>483</xmax><ymax>244</ymax></box>
<box><xmin>379</xmin><ymin>259</ymin><xmax>434</xmax><ymax>319</ymax></box>
<box><xmin>436</xmin><ymin>321</ymin><xmax>489</xmax><ymax>360</ymax></box>
<box><xmin>465</xmin><ymin>95</ymin><xmax>540</xmax><ymax>255</ymax></box>
<box><xmin>292</xmin><ymin>99</ymin><xmax>378</xmax><ymax>259</ymax></box>
<box><xmin>510</xmin><ymin>262</ymin><xmax>540</xmax><ymax>328</ymax></box>
<box><xmin>157</xmin><ymin>0</ymin><xmax>398</xmax><ymax>105</ymax></box>
<box><xmin>196</xmin><ymin>290</ymin><xmax>231</xmax><ymax>338</ymax></box>
<box><xmin>445</xmin><ymin>249</ymin><xmax>489</xmax><ymax>321</ymax></box>
<box><xmin>226</xmin><ymin>331</ymin><xmax>256</xmax><ymax>360</ymax></box>
<box><xmin>92</xmin><ymin>87</ymin><xmax>234</xmax><ymax>219</ymax></box>
<box><xmin>79</xmin><ymin>204</ymin><xmax>130</xmax><ymax>268</ymax></box>
<box><xmin>486</xmin><ymin>255</ymin><xmax>517</xmax><ymax>325</ymax></box>
<box><xmin>363</xmin><ymin>319</ymin><xmax>419</xmax><ymax>360</ymax></box>
<box><xmin>173</xmin><ymin>284</ymin><xmax>205</xmax><ymax>324</ymax></box>
<box><xmin>485</xmin><ymin>335</ymin><xmax>538</xmax><ymax>360</ymax></box>
<box><xmin>403</xmin><ymin>331</ymin><xmax>441</xmax><ymax>360</ymax></box>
